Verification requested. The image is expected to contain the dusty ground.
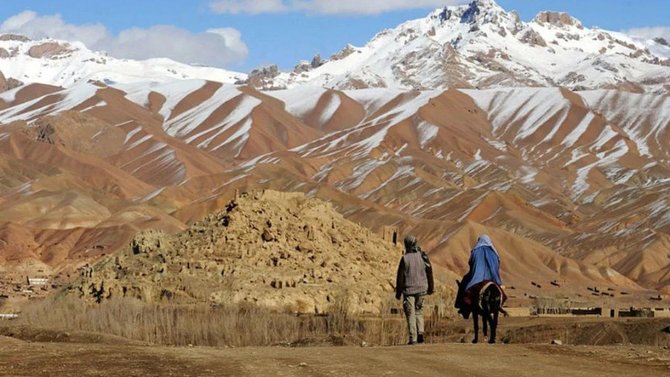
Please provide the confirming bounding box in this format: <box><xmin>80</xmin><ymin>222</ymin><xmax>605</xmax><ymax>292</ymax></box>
<box><xmin>0</xmin><ymin>336</ymin><xmax>669</xmax><ymax>377</ymax></box>
<box><xmin>440</xmin><ymin>317</ymin><xmax>670</xmax><ymax>346</ymax></box>
<box><xmin>0</xmin><ymin>317</ymin><xmax>668</xmax><ymax>376</ymax></box>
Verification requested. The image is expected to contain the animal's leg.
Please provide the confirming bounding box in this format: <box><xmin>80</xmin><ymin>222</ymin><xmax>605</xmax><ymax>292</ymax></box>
<box><xmin>472</xmin><ymin>312</ymin><xmax>479</xmax><ymax>344</ymax></box>
<box><xmin>482</xmin><ymin>310</ymin><xmax>489</xmax><ymax>338</ymax></box>
<box><xmin>489</xmin><ymin>310</ymin><xmax>499</xmax><ymax>344</ymax></box>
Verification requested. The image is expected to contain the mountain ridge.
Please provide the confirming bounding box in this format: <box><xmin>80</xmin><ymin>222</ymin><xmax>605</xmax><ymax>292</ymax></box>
<box><xmin>1</xmin><ymin>0</ymin><xmax>669</xmax><ymax>306</ymax></box>
<box><xmin>0</xmin><ymin>35</ymin><xmax>245</xmax><ymax>88</ymax></box>
<box><xmin>1</xmin><ymin>80</ymin><xmax>669</xmax><ymax>296</ymax></box>
<box><xmin>0</xmin><ymin>0</ymin><xmax>669</xmax><ymax>92</ymax></box>
<box><xmin>245</xmin><ymin>0</ymin><xmax>670</xmax><ymax>92</ymax></box>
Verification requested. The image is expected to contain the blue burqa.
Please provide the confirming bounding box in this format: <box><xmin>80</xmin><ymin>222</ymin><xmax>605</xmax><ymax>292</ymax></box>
<box><xmin>464</xmin><ymin>235</ymin><xmax>502</xmax><ymax>291</ymax></box>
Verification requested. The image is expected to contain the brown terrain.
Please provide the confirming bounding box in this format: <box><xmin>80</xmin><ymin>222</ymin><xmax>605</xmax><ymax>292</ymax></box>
<box><xmin>71</xmin><ymin>190</ymin><xmax>399</xmax><ymax>313</ymax></box>
<box><xmin>0</xmin><ymin>20</ymin><xmax>669</xmax><ymax>376</ymax></box>
<box><xmin>0</xmin><ymin>342</ymin><xmax>668</xmax><ymax>377</ymax></box>
<box><xmin>0</xmin><ymin>78</ymin><xmax>668</xmax><ymax>307</ymax></box>
<box><xmin>0</xmin><ymin>316</ymin><xmax>669</xmax><ymax>376</ymax></box>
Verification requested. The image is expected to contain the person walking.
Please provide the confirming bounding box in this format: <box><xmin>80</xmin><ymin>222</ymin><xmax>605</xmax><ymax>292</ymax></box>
<box><xmin>395</xmin><ymin>235</ymin><xmax>434</xmax><ymax>345</ymax></box>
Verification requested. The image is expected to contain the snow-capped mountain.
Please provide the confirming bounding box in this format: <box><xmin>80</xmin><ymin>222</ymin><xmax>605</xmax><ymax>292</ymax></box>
<box><xmin>1</xmin><ymin>78</ymin><xmax>669</xmax><ymax>292</ymax></box>
<box><xmin>1</xmin><ymin>0</ymin><xmax>670</xmax><ymax>300</ymax></box>
<box><xmin>0</xmin><ymin>34</ymin><xmax>246</xmax><ymax>87</ymax></box>
<box><xmin>250</xmin><ymin>0</ymin><xmax>670</xmax><ymax>92</ymax></box>
<box><xmin>1</xmin><ymin>0</ymin><xmax>668</xmax><ymax>93</ymax></box>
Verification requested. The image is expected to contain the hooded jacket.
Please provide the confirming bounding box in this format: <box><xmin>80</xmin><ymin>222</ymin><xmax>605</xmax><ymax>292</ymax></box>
<box><xmin>395</xmin><ymin>236</ymin><xmax>435</xmax><ymax>297</ymax></box>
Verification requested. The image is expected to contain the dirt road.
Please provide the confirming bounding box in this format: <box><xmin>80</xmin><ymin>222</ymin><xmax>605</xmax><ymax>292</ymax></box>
<box><xmin>1</xmin><ymin>336</ymin><xmax>669</xmax><ymax>377</ymax></box>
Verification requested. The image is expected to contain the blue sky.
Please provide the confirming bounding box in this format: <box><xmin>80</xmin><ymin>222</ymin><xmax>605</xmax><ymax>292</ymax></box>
<box><xmin>0</xmin><ymin>0</ymin><xmax>668</xmax><ymax>72</ymax></box>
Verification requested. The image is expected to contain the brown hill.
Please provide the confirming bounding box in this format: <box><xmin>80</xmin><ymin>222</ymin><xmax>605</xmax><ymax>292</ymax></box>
<box><xmin>0</xmin><ymin>80</ymin><xmax>669</xmax><ymax>305</ymax></box>
<box><xmin>70</xmin><ymin>190</ymin><xmax>399</xmax><ymax>314</ymax></box>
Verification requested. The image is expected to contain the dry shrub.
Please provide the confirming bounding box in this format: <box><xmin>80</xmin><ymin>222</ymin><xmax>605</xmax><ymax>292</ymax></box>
<box><xmin>16</xmin><ymin>289</ymin><xmax>456</xmax><ymax>347</ymax></box>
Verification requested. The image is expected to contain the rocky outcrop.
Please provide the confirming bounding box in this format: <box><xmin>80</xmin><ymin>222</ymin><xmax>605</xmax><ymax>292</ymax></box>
<box><xmin>70</xmin><ymin>191</ymin><xmax>398</xmax><ymax>314</ymax></box>
<box><xmin>293</xmin><ymin>61</ymin><xmax>311</xmax><ymax>74</ymax></box>
<box><xmin>0</xmin><ymin>34</ymin><xmax>30</xmax><ymax>42</ymax></box>
<box><xmin>28</xmin><ymin>42</ymin><xmax>74</xmax><ymax>59</ymax></box>
<box><xmin>291</xmin><ymin>54</ymin><xmax>326</xmax><ymax>74</ymax></box>
<box><xmin>0</xmin><ymin>70</ymin><xmax>22</xmax><ymax>93</ymax></box>
<box><xmin>331</xmin><ymin>45</ymin><xmax>357</xmax><ymax>61</ymax></box>
<box><xmin>0</xmin><ymin>70</ymin><xmax>7</xmax><ymax>92</ymax></box>
<box><xmin>311</xmin><ymin>54</ymin><xmax>323</xmax><ymax>68</ymax></box>
<box><xmin>519</xmin><ymin>29</ymin><xmax>547</xmax><ymax>47</ymax></box>
<box><xmin>35</xmin><ymin>123</ymin><xmax>57</xmax><ymax>145</ymax></box>
<box><xmin>243</xmin><ymin>65</ymin><xmax>285</xmax><ymax>89</ymax></box>
<box><xmin>644</xmin><ymin>57</ymin><xmax>670</xmax><ymax>67</ymax></box>
<box><xmin>460</xmin><ymin>1</ymin><xmax>481</xmax><ymax>24</ymax></box>
<box><xmin>535</xmin><ymin>11</ymin><xmax>582</xmax><ymax>28</ymax></box>
<box><xmin>654</xmin><ymin>38</ymin><xmax>669</xmax><ymax>47</ymax></box>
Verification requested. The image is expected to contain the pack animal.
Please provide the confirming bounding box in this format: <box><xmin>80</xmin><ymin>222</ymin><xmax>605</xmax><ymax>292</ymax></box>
<box><xmin>459</xmin><ymin>281</ymin><xmax>506</xmax><ymax>344</ymax></box>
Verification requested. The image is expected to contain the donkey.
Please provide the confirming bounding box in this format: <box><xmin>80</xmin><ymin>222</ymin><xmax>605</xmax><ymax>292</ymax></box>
<box><xmin>471</xmin><ymin>282</ymin><xmax>505</xmax><ymax>344</ymax></box>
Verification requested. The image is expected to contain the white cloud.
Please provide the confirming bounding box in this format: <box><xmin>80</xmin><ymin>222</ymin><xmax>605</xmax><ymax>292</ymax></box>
<box><xmin>1</xmin><ymin>11</ymin><xmax>107</xmax><ymax>47</ymax></box>
<box><xmin>210</xmin><ymin>0</ymin><xmax>287</xmax><ymax>14</ymax></box>
<box><xmin>209</xmin><ymin>0</ymin><xmax>467</xmax><ymax>15</ymax></box>
<box><xmin>626</xmin><ymin>26</ymin><xmax>670</xmax><ymax>43</ymax></box>
<box><xmin>0</xmin><ymin>11</ymin><xmax>249</xmax><ymax>67</ymax></box>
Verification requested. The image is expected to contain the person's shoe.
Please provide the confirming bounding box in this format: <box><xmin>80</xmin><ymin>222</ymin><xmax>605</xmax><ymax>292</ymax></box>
<box><xmin>407</xmin><ymin>340</ymin><xmax>417</xmax><ymax>345</ymax></box>
<box><xmin>417</xmin><ymin>334</ymin><xmax>425</xmax><ymax>344</ymax></box>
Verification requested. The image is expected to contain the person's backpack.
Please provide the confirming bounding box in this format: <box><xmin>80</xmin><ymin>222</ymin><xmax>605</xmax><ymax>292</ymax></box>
<box><xmin>420</xmin><ymin>250</ymin><xmax>434</xmax><ymax>295</ymax></box>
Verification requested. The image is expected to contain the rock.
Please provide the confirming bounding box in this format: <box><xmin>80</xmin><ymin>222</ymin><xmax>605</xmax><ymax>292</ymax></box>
<box><xmin>0</xmin><ymin>48</ymin><xmax>9</xmax><ymax>59</ymax></box>
<box><xmin>310</xmin><ymin>54</ymin><xmax>323</xmax><ymax>68</ymax></box>
<box><xmin>70</xmin><ymin>190</ymin><xmax>400</xmax><ymax>314</ymax></box>
<box><xmin>460</xmin><ymin>1</ymin><xmax>481</xmax><ymax>24</ymax></box>
<box><xmin>293</xmin><ymin>61</ymin><xmax>311</xmax><ymax>74</ymax></box>
<box><xmin>130</xmin><ymin>230</ymin><xmax>171</xmax><ymax>255</ymax></box>
<box><xmin>35</xmin><ymin>123</ymin><xmax>57</xmax><ymax>144</ymax></box>
<box><xmin>298</xmin><ymin>362</ymin><xmax>308</xmax><ymax>367</ymax></box>
<box><xmin>535</xmin><ymin>11</ymin><xmax>581</xmax><ymax>28</ymax></box>
<box><xmin>551</xmin><ymin>339</ymin><xmax>563</xmax><ymax>345</ymax></box>
<box><xmin>0</xmin><ymin>71</ymin><xmax>6</xmax><ymax>92</ymax></box>
<box><xmin>654</xmin><ymin>37</ymin><xmax>669</xmax><ymax>47</ymax></box>
<box><xmin>330</xmin><ymin>44</ymin><xmax>357</xmax><ymax>61</ymax></box>
<box><xmin>509</xmin><ymin>10</ymin><xmax>521</xmax><ymax>24</ymax></box>
<box><xmin>6</xmin><ymin>77</ymin><xmax>22</xmax><ymax>89</ymax></box>
<box><xmin>0</xmin><ymin>70</ymin><xmax>23</xmax><ymax>93</ymax></box>
<box><xmin>28</xmin><ymin>42</ymin><xmax>74</xmax><ymax>59</ymax></box>
<box><xmin>519</xmin><ymin>29</ymin><xmax>547</xmax><ymax>47</ymax></box>
<box><xmin>262</xmin><ymin>229</ymin><xmax>275</xmax><ymax>242</ymax></box>
<box><xmin>246</xmin><ymin>65</ymin><xmax>282</xmax><ymax>89</ymax></box>
<box><xmin>0</xmin><ymin>34</ymin><xmax>31</xmax><ymax>42</ymax></box>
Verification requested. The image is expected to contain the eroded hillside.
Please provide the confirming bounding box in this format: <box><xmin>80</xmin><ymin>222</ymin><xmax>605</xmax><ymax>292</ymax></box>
<box><xmin>71</xmin><ymin>190</ymin><xmax>399</xmax><ymax>313</ymax></box>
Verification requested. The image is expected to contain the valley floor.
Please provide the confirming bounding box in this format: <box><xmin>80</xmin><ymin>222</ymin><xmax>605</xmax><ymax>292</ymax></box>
<box><xmin>0</xmin><ymin>337</ymin><xmax>668</xmax><ymax>376</ymax></box>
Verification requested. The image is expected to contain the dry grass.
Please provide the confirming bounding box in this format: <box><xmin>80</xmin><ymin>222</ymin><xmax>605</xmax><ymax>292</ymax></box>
<box><xmin>15</xmin><ymin>289</ymin><xmax>456</xmax><ymax>347</ymax></box>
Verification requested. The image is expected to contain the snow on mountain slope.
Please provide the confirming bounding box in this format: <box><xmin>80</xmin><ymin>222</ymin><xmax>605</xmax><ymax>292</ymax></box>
<box><xmin>253</xmin><ymin>0</ymin><xmax>670</xmax><ymax>92</ymax></box>
<box><xmin>1</xmin><ymin>0</ymin><xmax>670</xmax><ymax>296</ymax></box>
<box><xmin>258</xmin><ymin>84</ymin><xmax>670</xmax><ymax>291</ymax></box>
<box><xmin>579</xmin><ymin>90</ymin><xmax>670</xmax><ymax>160</ymax></box>
<box><xmin>0</xmin><ymin>35</ymin><xmax>245</xmax><ymax>87</ymax></box>
<box><xmin>1</xmin><ymin>79</ymin><xmax>669</xmax><ymax>294</ymax></box>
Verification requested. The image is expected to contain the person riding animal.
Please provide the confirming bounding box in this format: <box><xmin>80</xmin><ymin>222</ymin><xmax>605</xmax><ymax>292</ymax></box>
<box><xmin>455</xmin><ymin>235</ymin><xmax>508</xmax><ymax>343</ymax></box>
